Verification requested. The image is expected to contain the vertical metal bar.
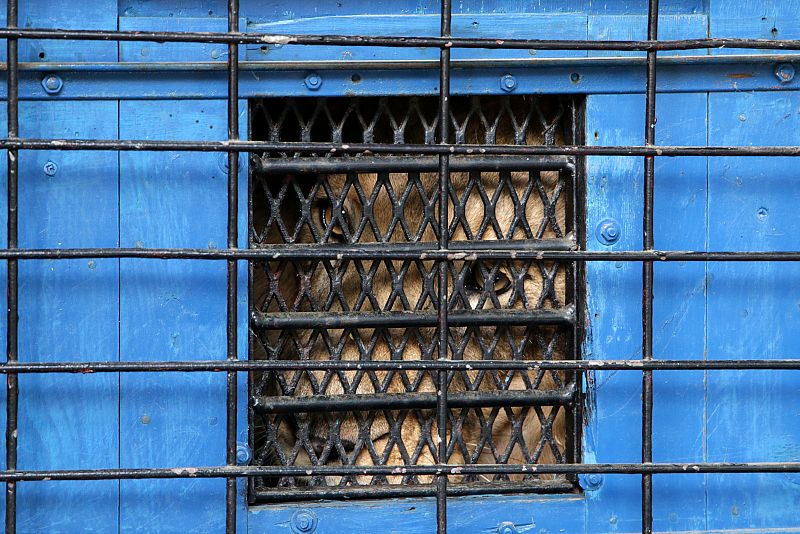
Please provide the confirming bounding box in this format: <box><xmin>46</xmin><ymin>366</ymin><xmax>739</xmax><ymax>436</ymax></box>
<box><xmin>226</xmin><ymin>0</ymin><xmax>240</xmax><ymax>531</ymax></box>
<box><xmin>5</xmin><ymin>0</ymin><xmax>18</xmax><ymax>531</ymax></box>
<box><xmin>436</xmin><ymin>1</ymin><xmax>452</xmax><ymax>533</ymax></box>
<box><xmin>642</xmin><ymin>2</ymin><xmax>659</xmax><ymax>533</ymax></box>
<box><xmin>569</xmin><ymin>99</ymin><xmax>585</xmax><ymax>472</ymax></box>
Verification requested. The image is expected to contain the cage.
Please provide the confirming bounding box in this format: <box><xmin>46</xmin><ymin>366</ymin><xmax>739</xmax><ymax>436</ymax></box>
<box><xmin>1</xmin><ymin>1</ymin><xmax>800</xmax><ymax>533</ymax></box>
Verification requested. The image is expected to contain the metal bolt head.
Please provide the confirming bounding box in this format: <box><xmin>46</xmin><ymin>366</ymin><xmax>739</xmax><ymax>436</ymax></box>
<box><xmin>497</xmin><ymin>522</ymin><xmax>519</xmax><ymax>534</ymax></box>
<box><xmin>304</xmin><ymin>72</ymin><xmax>323</xmax><ymax>91</ymax></box>
<box><xmin>500</xmin><ymin>74</ymin><xmax>517</xmax><ymax>92</ymax></box>
<box><xmin>235</xmin><ymin>443</ymin><xmax>251</xmax><ymax>466</ymax></box>
<box><xmin>291</xmin><ymin>510</ymin><xmax>318</xmax><ymax>533</ymax></box>
<box><xmin>42</xmin><ymin>74</ymin><xmax>63</xmax><ymax>95</ymax></box>
<box><xmin>775</xmin><ymin>63</ymin><xmax>795</xmax><ymax>84</ymax></box>
<box><xmin>43</xmin><ymin>161</ymin><xmax>58</xmax><ymax>177</ymax></box>
<box><xmin>595</xmin><ymin>218</ymin><xmax>621</xmax><ymax>246</ymax></box>
<box><xmin>583</xmin><ymin>473</ymin><xmax>604</xmax><ymax>490</ymax></box>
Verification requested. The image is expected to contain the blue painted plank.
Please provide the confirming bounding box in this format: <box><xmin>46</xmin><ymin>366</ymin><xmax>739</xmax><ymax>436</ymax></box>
<box><xmin>245</xmin><ymin>14</ymin><xmax>588</xmax><ymax>61</ymax></box>
<box><xmin>119</xmin><ymin>100</ymin><xmax>235</xmax><ymax>533</ymax></box>
<box><xmin>6</xmin><ymin>57</ymin><xmax>797</xmax><ymax>100</ymax></box>
<box><xmin>710</xmin><ymin>1</ymin><xmax>800</xmax><ymax>55</ymax></box>
<box><xmin>649</xmin><ymin>93</ymin><xmax>708</xmax><ymax>534</ymax></box>
<box><xmin>13</xmin><ymin>101</ymin><xmax>119</xmax><ymax>533</ymax></box>
<box><xmin>585</xmin><ymin>93</ymin><xmax>708</xmax><ymax>532</ymax></box>
<box><xmin>18</xmin><ymin>1</ymin><xmax>118</xmax><ymax>62</ymax></box>
<box><xmin>249</xmin><ymin>494</ymin><xmax>586</xmax><ymax>534</ymax></box>
<box><xmin>119</xmin><ymin>0</ymin><xmax>706</xmax><ymax>19</ymax></box>
<box><xmin>119</xmin><ymin>16</ymin><xmax>247</xmax><ymax>63</ymax></box>
<box><xmin>706</xmin><ymin>91</ymin><xmax>800</xmax><ymax>531</ymax></box>
<box><xmin>588</xmin><ymin>14</ymin><xmax>708</xmax><ymax>57</ymax></box>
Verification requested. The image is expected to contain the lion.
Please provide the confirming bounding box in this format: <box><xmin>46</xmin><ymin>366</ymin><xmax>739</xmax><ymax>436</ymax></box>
<box><xmin>251</xmin><ymin>95</ymin><xmax>575</xmax><ymax>491</ymax></box>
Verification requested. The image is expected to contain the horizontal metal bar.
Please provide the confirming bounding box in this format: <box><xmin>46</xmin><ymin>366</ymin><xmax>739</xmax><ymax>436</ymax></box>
<box><xmin>11</xmin><ymin>54</ymin><xmax>800</xmax><ymax>73</ymax></box>
<box><xmin>0</xmin><ymin>138</ymin><xmax>800</xmax><ymax>157</ymax></box>
<box><xmin>251</xmin><ymin>239</ymin><xmax>579</xmax><ymax>259</ymax></box>
<box><xmin>0</xmin><ymin>359</ymin><xmax>800</xmax><ymax>374</ymax></box>
<box><xmin>250</xmin><ymin>480</ymin><xmax>575</xmax><ymax>503</ymax></box>
<box><xmin>1</xmin><ymin>27</ymin><xmax>800</xmax><ymax>52</ymax></box>
<box><xmin>2</xmin><ymin>462</ymin><xmax>800</xmax><ymax>482</ymax></box>
<box><xmin>7</xmin><ymin>247</ymin><xmax>800</xmax><ymax>262</ymax></box>
<box><xmin>253</xmin><ymin>155</ymin><xmax>574</xmax><ymax>174</ymax></box>
<box><xmin>252</xmin><ymin>386</ymin><xmax>577</xmax><ymax>414</ymax></box>
<box><xmin>251</xmin><ymin>307</ymin><xmax>575</xmax><ymax>330</ymax></box>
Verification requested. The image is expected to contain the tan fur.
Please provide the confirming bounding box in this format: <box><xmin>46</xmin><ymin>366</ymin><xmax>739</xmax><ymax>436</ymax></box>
<box><xmin>253</xmin><ymin>96</ymin><xmax>570</xmax><ymax>487</ymax></box>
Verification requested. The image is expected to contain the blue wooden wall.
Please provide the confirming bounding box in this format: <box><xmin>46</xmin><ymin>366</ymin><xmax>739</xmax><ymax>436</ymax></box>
<box><xmin>0</xmin><ymin>1</ymin><xmax>799</xmax><ymax>532</ymax></box>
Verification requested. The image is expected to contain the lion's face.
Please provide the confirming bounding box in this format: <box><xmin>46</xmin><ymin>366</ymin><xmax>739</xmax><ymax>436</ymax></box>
<box><xmin>253</xmin><ymin>96</ymin><xmax>573</xmax><ymax>488</ymax></box>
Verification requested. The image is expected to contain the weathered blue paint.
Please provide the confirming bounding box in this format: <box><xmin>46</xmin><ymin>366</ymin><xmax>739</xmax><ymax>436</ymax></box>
<box><xmin>0</xmin><ymin>101</ymin><xmax>121</xmax><ymax>532</ymax></box>
<box><xmin>118</xmin><ymin>99</ymin><xmax>231</xmax><ymax>533</ymax></box>
<box><xmin>710</xmin><ymin>1</ymin><xmax>800</xmax><ymax>56</ymax></box>
<box><xmin>119</xmin><ymin>17</ymin><xmax>247</xmax><ymax>63</ymax></box>
<box><xmin>584</xmin><ymin>93</ymin><xmax>709</xmax><ymax>533</ymax></box>
<box><xmin>246</xmin><ymin>14</ymin><xmax>588</xmax><ymax>61</ymax></box>
<box><xmin>705</xmin><ymin>91</ymin><xmax>800</xmax><ymax>530</ymax></box>
<box><xmin>0</xmin><ymin>58</ymin><xmax>797</xmax><ymax>100</ymax></box>
<box><xmin>120</xmin><ymin>0</ymin><xmax>708</xmax><ymax>19</ymax></box>
<box><xmin>250</xmin><ymin>494</ymin><xmax>586</xmax><ymax>534</ymax></box>
<box><xmin>0</xmin><ymin>1</ymin><xmax>799</xmax><ymax>533</ymax></box>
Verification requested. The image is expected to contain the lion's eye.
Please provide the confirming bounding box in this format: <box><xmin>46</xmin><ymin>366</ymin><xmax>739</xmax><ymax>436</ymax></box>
<box><xmin>464</xmin><ymin>265</ymin><xmax>512</xmax><ymax>296</ymax></box>
<box><xmin>316</xmin><ymin>201</ymin><xmax>349</xmax><ymax>242</ymax></box>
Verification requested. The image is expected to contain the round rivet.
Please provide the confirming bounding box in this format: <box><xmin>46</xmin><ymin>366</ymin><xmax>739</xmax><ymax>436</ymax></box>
<box><xmin>500</xmin><ymin>74</ymin><xmax>517</xmax><ymax>93</ymax></box>
<box><xmin>43</xmin><ymin>161</ymin><xmax>58</xmax><ymax>177</ymax></box>
<box><xmin>42</xmin><ymin>74</ymin><xmax>63</xmax><ymax>95</ymax></box>
<box><xmin>595</xmin><ymin>218</ymin><xmax>621</xmax><ymax>246</ymax></box>
<box><xmin>497</xmin><ymin>521</ymin><xmax>518</xmax><ymax>534</ymax></box>
<box><xmin>304</xmin><ymin>73</ymin><xmax>323</xmax><ymax>91</ymax></box>
<box><xmin>583</xmin><ymin>473</ymin><xmax>604</xmax><ymax>490</ymax></box>
<box><xmin>775</xmin><ymin>63</ymin><xmax>795</xmax><ymax>84</ymax></box>
<box><xmin>291</xmin><ymin>510</ymin><xmax>318</xmax><ymax>533</ymax></box>
<box><xmin>236</xmin><ymin>443</ymin><xmax>251</xmax><ymax>466</ymax></box>
<box><xmin>570</xmin><ymin>72</ymin><xmax>581</xmax><ymax>83</ymax></box>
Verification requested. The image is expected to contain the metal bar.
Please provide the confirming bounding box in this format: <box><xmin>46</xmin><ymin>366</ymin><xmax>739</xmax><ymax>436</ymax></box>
<box><xmin>0</xmin><ymin>462</ymin><xmax>795</xmax><ymax>482</ymax></box>
<box><xmin>251</xmin><ymin>308</ymin><xmax>575</xmax><ymax>330</ymax></box>
<box><xmin>252</xmin><ymin>155</ymin><xmax>575</xmax><ymax>174</ymax></box>
<box><xmin>436</xmin><ymin>2</ymin><xmax>452</xmax><ymax>531</ymax></box>
<box><xmin>5</xmin><ymin>0</ymin><xmax>18</xmax><ymax>530</ymax></box>
<box><xmin>0</xmin><ymin>358</ymin><xmax>799</xmax><ymax>373</ymax></box>
<box><xmin>1</xmin><ymin>139</ymin><xmax>800</xmax><ymax>157</ymax></box>
<box><xmin>5</xmin><ymin>247</ymin><xmax>800</xmax><ymax>262</ymax></box>
<box><xmin>642</xmin><ymin>3</ymin><xmax>659</xmax><ymax>532</ymax></box>
<box><xmin>0</xmin><ymin>27</ymin><xmax>800</xmax><ymax>52</ymax></box>
<box><xmin>252</xmin><ymin>387</ymin><xmax>577</xmax><ymax>414</ymax></box>
<box><xmin>225</xmin><ymin>0</ymin><xmax>239</xmax><ymax>530</ymax></box>
<box><xmin>251</xmin><ymin>480</ymin><xmax>575</xmax><ymax>502</ymax></box>
<box><xmin>9</xmin><ymin>53</ymin><xmax>800</xmax><ymax>73</ymax></box>
<box><xmin>568</xmin><ymin>101</ymin><xmax>585</xmax><ymax>476</ymax></box>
